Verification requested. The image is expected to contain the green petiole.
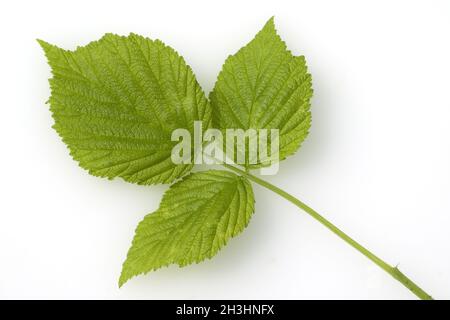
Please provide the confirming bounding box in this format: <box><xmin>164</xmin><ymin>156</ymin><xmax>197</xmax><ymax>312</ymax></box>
<box><xmin>222</xmin><ymin>163</ymin><xmax>433</xmax><ymax>300</ymax></box>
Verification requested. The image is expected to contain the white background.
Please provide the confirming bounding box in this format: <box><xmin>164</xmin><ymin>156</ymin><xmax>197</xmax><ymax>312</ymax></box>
<box><xmin>1</xmin><ymin>0</ymin><xmax>449</xmax><ymax>299</ymax></box>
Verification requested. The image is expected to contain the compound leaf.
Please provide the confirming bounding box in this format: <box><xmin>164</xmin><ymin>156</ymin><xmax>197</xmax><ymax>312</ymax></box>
<box><xmin>39</xmin><ymin>34</ymin><xmax>211</xmax><ymax>185</ymax></box>
<box><xmin>119</xmin><ymin>170</ymin><xmax>254</xmax><ymax>286</ymax></box>
<box><xmin>210</xmin><ymin>17</ymin><xmax>312</xmax><ymax>167</ymax></box>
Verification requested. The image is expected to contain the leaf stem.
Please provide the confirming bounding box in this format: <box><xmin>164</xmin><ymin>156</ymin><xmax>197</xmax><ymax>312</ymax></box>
<box><xmin>222</xmin><ymin>163</ymin><xmax>433</xmax><ymax>300</ymax></box>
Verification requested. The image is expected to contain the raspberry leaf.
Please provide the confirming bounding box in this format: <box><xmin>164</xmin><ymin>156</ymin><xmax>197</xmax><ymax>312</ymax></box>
<box><xmin>39</xmin><ymin>34</ymin><xmax>211</xmax><ymax>185</ymax></box>
<box><xmin>119</xmin><ymin>170</ymin><xmax>254</xmax><ymax>287</ymax></box>
<box><xmin>210</xmin><ymin>18</ymin><xmax>312</xmax><ymax>167</ymax></box>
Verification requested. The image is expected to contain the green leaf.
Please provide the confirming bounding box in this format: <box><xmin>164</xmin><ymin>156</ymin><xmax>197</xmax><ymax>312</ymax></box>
<box><xmin>119</xmin><ymin>170</ymin><xmax>254</xmax><ymax>286</ymax></box>
<box><xmin>210</xmin><ymin>17</ymin><xmax>312</xmax><ymax>167</ymax></box>
<box><xmin>39</xmin><ymin>34</ymin><xmax>211</xmax><ymax>185</ymax></box>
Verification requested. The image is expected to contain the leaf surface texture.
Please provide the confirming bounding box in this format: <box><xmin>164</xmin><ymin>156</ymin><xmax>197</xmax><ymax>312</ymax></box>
<box><xmin>119</xmin><ymin>170</ymin><xmax>254</xmax><ymax>286</ymax></box>
<box><xmin>210</xmin><ymin>18</ymin><xmax>312</xmax><ymax>166</ymax></box>
<box><xmin>40</xmin><ymin>34</ymin><xmax>211</xmax><ymax>184</ymax></box>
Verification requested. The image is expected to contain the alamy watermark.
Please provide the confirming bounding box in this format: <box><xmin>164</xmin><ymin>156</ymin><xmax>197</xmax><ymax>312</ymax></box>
<box><xmin>171</xmin><ymin>121</ymin><xmax>280</xmax><ymax>175</ymax></box>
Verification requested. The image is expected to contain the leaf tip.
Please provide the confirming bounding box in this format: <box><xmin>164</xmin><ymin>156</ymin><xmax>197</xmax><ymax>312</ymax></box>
<box><xmin>118</xmin><ymin>270</ymin><xmax>129</xmax><ymax>288</ymax></box>
<box><xmin>37</xmin><ymin>39</ymin><xmax>61</xmax><ymax>61</ymax></box>
<box><xmin>36</xmin><ymin>39</ymin><xmax>50</xmax><ymax>51</ymax></box>
<box><xmin>264</xmin><ymin>16</ymin><xmax>276</xmax><ymax>29</ymax></box>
